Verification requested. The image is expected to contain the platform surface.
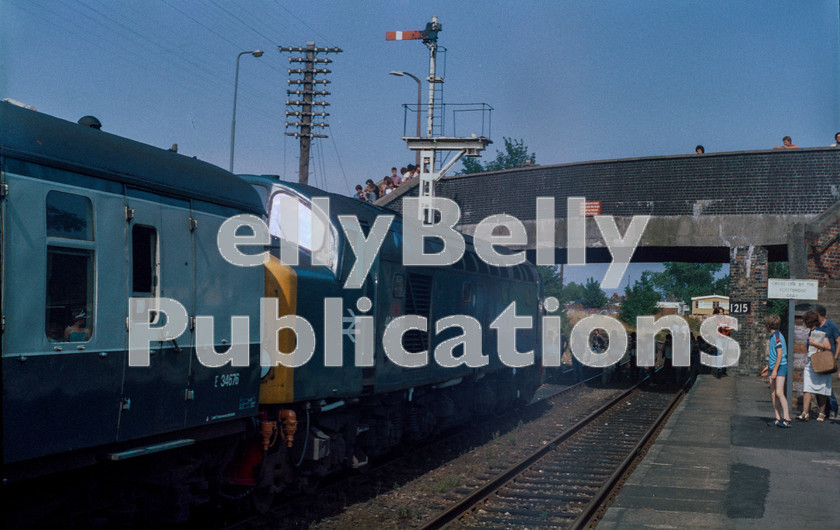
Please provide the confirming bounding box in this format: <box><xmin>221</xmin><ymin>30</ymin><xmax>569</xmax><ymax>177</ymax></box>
<box><xmin>600</xmin><ymin>374</ymin><xmax>840</xmax><ymax>528</ymax></box>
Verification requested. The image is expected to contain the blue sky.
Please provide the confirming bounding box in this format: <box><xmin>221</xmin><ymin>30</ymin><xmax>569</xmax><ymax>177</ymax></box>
<box><xmin>2</xmin><ymin>1</ymin><xmax>837</xmax><ymax>195</ymax></box>
<box><xmin>1</xmin><ymin>1</ymin><xmax>835</xmax><ymax>292</ymax></box>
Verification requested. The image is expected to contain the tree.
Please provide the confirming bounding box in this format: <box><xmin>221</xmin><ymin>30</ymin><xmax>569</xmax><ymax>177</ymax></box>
<box><xmin>538</xmin><ymin>266</ymin><xmax>570</xmax><ymax>335</ymax></box>
<box><xmin>459</xmin><ymin>156</ymin><xmax>484</xmax><ymax>174</ymax></box>
<box><xmin>581</xmin><ymin>277</ymin><xmax>608</xmax><ymax>309</ymax></box>
<box><xmin>620</xmin><ymin>272</ymin><xmax>660</xmax><ymax>326</ymax></box>
<box><xmin>559</xmin><ymin>281</ymin><xmax>585</xmax><ymax>304</ymax></box>
<box><xmin>537</xmin><ymin>265</ymin><xmax>563</xmax><ymax>300</ymax></box>
<box><xmin>648</xmin><ymin>263</ymin><xmax>725</xmax><ymax>306</ymax></box>
<box><xmin>459</xmin><ymin>137</ymin><xmax>535</xmax><ymax>174</ymax></box>
<box><xmin>767</xmin><ymin>262</ymin><xmax>789</xmax><ymax>320</ymax></box>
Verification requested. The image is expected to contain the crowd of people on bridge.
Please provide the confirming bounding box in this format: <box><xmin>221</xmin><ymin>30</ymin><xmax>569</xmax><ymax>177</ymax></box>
<box><xmin>353</xmin><ymin>164</ymin><xmax>421</xmax><ymax>203</ymax></box>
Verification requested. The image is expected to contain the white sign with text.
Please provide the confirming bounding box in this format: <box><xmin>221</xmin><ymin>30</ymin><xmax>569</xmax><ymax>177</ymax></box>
<box><xmin>767</xmin><ymin>279</ymin><xmax>819</xmax><ymax>300</ymax></box>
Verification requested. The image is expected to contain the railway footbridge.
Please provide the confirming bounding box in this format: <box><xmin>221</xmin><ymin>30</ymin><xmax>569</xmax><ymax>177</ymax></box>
<box><xmin>381</xmin><ymin>147</ymin><xmax>840</xmax><ymax>372</ymax></box>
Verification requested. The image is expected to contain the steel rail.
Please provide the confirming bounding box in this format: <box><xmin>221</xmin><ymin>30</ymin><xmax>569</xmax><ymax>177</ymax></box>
<box><xmin>569</xmin><ymin>388</ymin><xmax>684</xmax><ymax>529</ymax></box>
<box><xmin>419</xmin><ymin>382</ymin><xmax>643</xmax><ymax>530</ymax></box>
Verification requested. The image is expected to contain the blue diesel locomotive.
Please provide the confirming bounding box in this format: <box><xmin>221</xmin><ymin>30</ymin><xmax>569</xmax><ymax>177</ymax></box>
<box><xmin>1</xmin><ymin>101</ymin><xmax>542</xmax><ymax>523</ymax></box>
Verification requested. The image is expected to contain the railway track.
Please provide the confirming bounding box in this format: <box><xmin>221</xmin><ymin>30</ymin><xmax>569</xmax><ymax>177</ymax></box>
<box><xmin>223</xmin><ymin>372</ymin><xmax>621</xmax><ymax>529</ymax></box>
<box><xmin>419</xmin><ymin>385</ymin><xmax>682</xmax><ymax>529</ymax></box>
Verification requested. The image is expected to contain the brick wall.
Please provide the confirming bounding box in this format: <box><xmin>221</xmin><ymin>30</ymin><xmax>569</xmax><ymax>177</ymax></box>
<box><xmin>793</xmin><ymin>204</ymin><xmax>839</xmax><ymax>408</ymax></box>
<box><xmin>807</xmin><ymin>222</ymin><xmax>840</xmax><ymax>288</ymax></box>
<box><xmin>384</xmin><ymin>148</ymin><xmax>840</xmax><ymax>224</ymax></box>
<box><xmin>729</xmin><ymin>246</ymin><xmax>769</xmax><ymax>374</ymax></box>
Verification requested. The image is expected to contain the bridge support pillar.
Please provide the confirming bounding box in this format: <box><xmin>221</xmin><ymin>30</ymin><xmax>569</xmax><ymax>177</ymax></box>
<box><xmin>728</xmin><ymin>246</ymin><xmax>769</xmax><ymax>375</ymax></box>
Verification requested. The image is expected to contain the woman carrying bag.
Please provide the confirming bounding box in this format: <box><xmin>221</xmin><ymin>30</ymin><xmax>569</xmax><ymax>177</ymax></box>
<box><xmin>797</xmin><ymin>310</ymin><xmax>833</xmax><ymax>422</ymax></box>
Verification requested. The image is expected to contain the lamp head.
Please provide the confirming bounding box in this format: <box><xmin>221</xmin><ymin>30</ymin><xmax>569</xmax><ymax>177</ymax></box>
<box><xmin>389</xmin><ymin>70</ymin><xmax>405</xmax><ymax>77</ymax></box>
<box><xmin>252</xmin><ymin>50</ymin><xmax>264</xmax><ymax>58</ymax></box>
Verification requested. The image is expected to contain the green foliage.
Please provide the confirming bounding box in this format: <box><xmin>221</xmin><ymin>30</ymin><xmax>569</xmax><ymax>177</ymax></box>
<box><xmin>458</xmin><ymin>137</ymin><xmax>535</xmax><ymax>174</ymax></box>
<box><xmin>620</xmin><ymin>272</ymin><xmax>660</xmax><ymax>326</ymax></box>
<box><xmin>767</xmin><ymin>262</ymin><xmax>790</xmax><ymax>319</ymax></box>
<box><xmin>581</xmin><ymin>277</ymin><xmax>608</xmax><ymax>308</ymax></box>
<box><xmin>459</xmin><ymin>156</ymin><xmax>484</xmax><ymax>174</ymax></box>
<box><xmin>648</xmin><ymin>263</ymin><xmax>725</xmax><ymax>306</ymax></box>
<box><xmin>538</xmin><ymin>266</ymin><xmax>564</xmax><ymax>299</ymax></box>
<box><xmin>559</xmin><ymin>281</ymin><xmax>585</xmax><ymax>304</ymax></box>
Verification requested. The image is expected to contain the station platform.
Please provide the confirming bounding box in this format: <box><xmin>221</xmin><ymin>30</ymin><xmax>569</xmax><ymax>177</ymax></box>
<box><xmin>600</xmin><ymin>374</ymin><xmax>840</xmax><ymax>528</ymax></box>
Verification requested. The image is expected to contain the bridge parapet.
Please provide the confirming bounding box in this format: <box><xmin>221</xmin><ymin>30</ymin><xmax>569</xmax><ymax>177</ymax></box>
<box><xmin>383</xmin><ymin>147</ymin><xmax>839</xmax><ymax>223</ymax></box>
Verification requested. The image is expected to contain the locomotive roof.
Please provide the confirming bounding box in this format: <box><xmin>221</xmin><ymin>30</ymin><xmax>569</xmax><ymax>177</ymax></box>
<box><xmin>0</xmin><ymin>101</ymin><xmax>264</xmax><ymax>215</ymax></box>
<box><xmin>244</xmin><ymin>175</ymin><xmax>533</xmax><ymax>265</ymax></box>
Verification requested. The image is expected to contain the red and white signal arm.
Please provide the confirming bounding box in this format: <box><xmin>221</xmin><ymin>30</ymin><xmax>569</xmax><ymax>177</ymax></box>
<box><xmin>386</xmin><ymin>30</ymin><xmax>424</xmax><ymax>41</ymax></box>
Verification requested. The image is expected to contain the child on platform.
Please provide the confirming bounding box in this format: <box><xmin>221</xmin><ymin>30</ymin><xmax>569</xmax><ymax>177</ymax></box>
<box><xmin>762</xmin><ymin>314</ymin><xmax>791</xmax><ymax>427</ymax></box>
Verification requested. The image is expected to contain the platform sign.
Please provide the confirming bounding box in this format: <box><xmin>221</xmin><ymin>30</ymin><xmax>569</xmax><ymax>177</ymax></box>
<box><xmin>579</xmin><ymin>201</ymin><xmax>602</xmax><ymax>217</ymax></box>
<box><xmin>729</xmin><ymin>301</ymin><xmax>751</xmax><ymax>314</ymax></box>
<box><xmin>767</xmin><ymin>279</ymin><xmax>819</xmax><ymax>300</ymax></box>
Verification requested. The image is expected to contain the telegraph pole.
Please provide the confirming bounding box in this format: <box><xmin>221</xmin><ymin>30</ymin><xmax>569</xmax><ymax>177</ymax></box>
<box><xmin>278</xmin><ymin>42</ymin><xmax>342</xmax><ymax>185</ymax></box>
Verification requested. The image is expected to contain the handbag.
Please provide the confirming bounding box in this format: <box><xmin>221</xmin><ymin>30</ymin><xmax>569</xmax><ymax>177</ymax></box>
<box><xmin>811</xmin><ymin>349</ymin><xmax>838</xmax><ymax>374</ymax></box>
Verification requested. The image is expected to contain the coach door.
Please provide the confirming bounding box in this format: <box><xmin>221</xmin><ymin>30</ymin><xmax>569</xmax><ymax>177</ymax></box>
<box><xmin>185</xmin><ymin>203</ymin><xmax>262</xmax><ymax>427</ymax></box>
<box><xmin>118</xmin><ymin>190</ymin><xmax>194</xmax><ymax>441</ymax></box>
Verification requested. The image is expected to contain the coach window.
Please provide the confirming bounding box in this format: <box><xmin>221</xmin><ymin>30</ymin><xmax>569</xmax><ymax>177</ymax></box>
<box><xmin>268</xmin><ymin>191</ymin><xmax>339</xmax><ymax>274</ymax></box>
<box><xmin>132</xmin><ymin>225</ymin><xmax>158</xmax><ymax>295</ymax></box>
<box><xmin>45</xmin><ymin>191</ymin><xmax>94</xmax><ymax>342</ymax></box>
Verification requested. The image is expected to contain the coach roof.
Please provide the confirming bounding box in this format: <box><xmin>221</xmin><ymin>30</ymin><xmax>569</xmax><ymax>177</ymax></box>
<box><xmin>0</xmin><ymin>101</ymin><xmax>264</xmax><ymax>215</ymax></box>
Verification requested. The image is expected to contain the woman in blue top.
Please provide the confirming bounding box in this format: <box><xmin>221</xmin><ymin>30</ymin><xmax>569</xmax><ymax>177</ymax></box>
<box><xmin>763</xmin><ymin>314</ymin><xmax>790</xmax><ymax>427</ymax></box>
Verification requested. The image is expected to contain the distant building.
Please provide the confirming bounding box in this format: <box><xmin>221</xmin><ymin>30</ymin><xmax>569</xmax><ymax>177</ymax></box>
<box><xmin>656</xmin><ymin>301</ymin><xmax>687</xmax><ymax>315</ymax></box>
<box><xmin>691</xmin><ymin>294</ymin><xmax>729</xmax><ymax>316</ymax></box>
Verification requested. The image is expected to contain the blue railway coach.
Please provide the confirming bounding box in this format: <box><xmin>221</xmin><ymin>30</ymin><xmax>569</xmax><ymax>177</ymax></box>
<box><xmin>1</xmin><ymin>100</ymin><xmax>263</xmax><ymax>476</ymax></box>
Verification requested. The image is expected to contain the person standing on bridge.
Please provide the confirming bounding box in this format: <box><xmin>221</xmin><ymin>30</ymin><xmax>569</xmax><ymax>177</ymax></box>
<box><xmin>695</xmin><ymin>145</ymin><xmax>705</xmax><ymax>154</ymax></box>
<box><xmin>364</xmin><ymin>179</ymin><xmax>380</xmax><ymax>202</ymax></box>
<box><xmin>773</xmin><ymin>136</ymin><xmax>799</xmax><ymax>149</ymax></box>
<box><xmin>831</xmin><ymin>132</ymin><xmax>840</xmax><ymax>147</ymax></box>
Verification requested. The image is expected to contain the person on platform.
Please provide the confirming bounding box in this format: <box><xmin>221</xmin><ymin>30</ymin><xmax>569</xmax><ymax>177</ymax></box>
<box><xmin>813</xmin><ymin>305</ymin><xmax>840</xmax><ymax>419</ymax></box>
<box><xmin>761</xmin><ymin>314</ymin><xmax>791</xmax><ymax>427</ymax></box>
<box><xmin>711</xmin><ymin>306</ymin><xmax>731</xmax><ymax>378</ymax></box>
<box><xmin>773</xmin><ymin>136</ymin><xmax>799</xmax><ymax>149</ymax></box>
<box><xmin>831</xmin><ymin>132</ymin><xmax>840</xmax><ymax>147</ymax></box>
<box><xmin>660</xmin><ymin>332</ymin><xmax>674</xmax><ymax>385</ymax></box>
<box><xmin>695</xmin><ymin>145</ymin><xmax>705</xmax><ymax>154</ymax></box>
<box><xmin>627</xmin><ymin>331</ymin><xmax>638</xmax><ymax>382</ymax></box>
<box><xmin>796</xmin><ymin>310</ymin><xmax>832</xmax><ymax>422</ymax></box>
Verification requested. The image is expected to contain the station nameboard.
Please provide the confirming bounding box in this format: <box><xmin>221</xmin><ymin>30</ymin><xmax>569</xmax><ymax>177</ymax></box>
<box><xmin>767</xmin><ymin>278</ymin><xmax>819</xmax><ymax>300</ymax></box>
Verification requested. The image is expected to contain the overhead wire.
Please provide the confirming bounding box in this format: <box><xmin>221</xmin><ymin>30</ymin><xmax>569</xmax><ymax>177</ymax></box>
<box><xmin>10</xmin><ymin>0</ymin><xmax>351</xmax><ymax>186</ymax></box>
<box><xmin>326</xmin><ymin>125</ymin><xmax>352</xmax><ymax>194</ymax></box>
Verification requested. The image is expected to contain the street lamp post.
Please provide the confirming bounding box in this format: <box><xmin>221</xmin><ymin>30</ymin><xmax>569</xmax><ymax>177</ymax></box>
<box><xmin>389</xmin><ymin>70</ymin><xmax>422</xmax><ymax>167</ymax></box>
<box><xmin>230</xmin><ymin>49</ymin><xmax>264</xmax><ymax>172</ymax></box>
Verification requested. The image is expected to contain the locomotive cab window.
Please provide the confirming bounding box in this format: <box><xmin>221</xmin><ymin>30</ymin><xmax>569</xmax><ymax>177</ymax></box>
<box><xmin>268</xmin><ymin>190</ymin><xmax>339</xmax><ymax>273</ymax></box>
<box><xmin>45</xmin><ymin>191</ymin><xmax>94</xmax><ymax>343</ymax></box>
